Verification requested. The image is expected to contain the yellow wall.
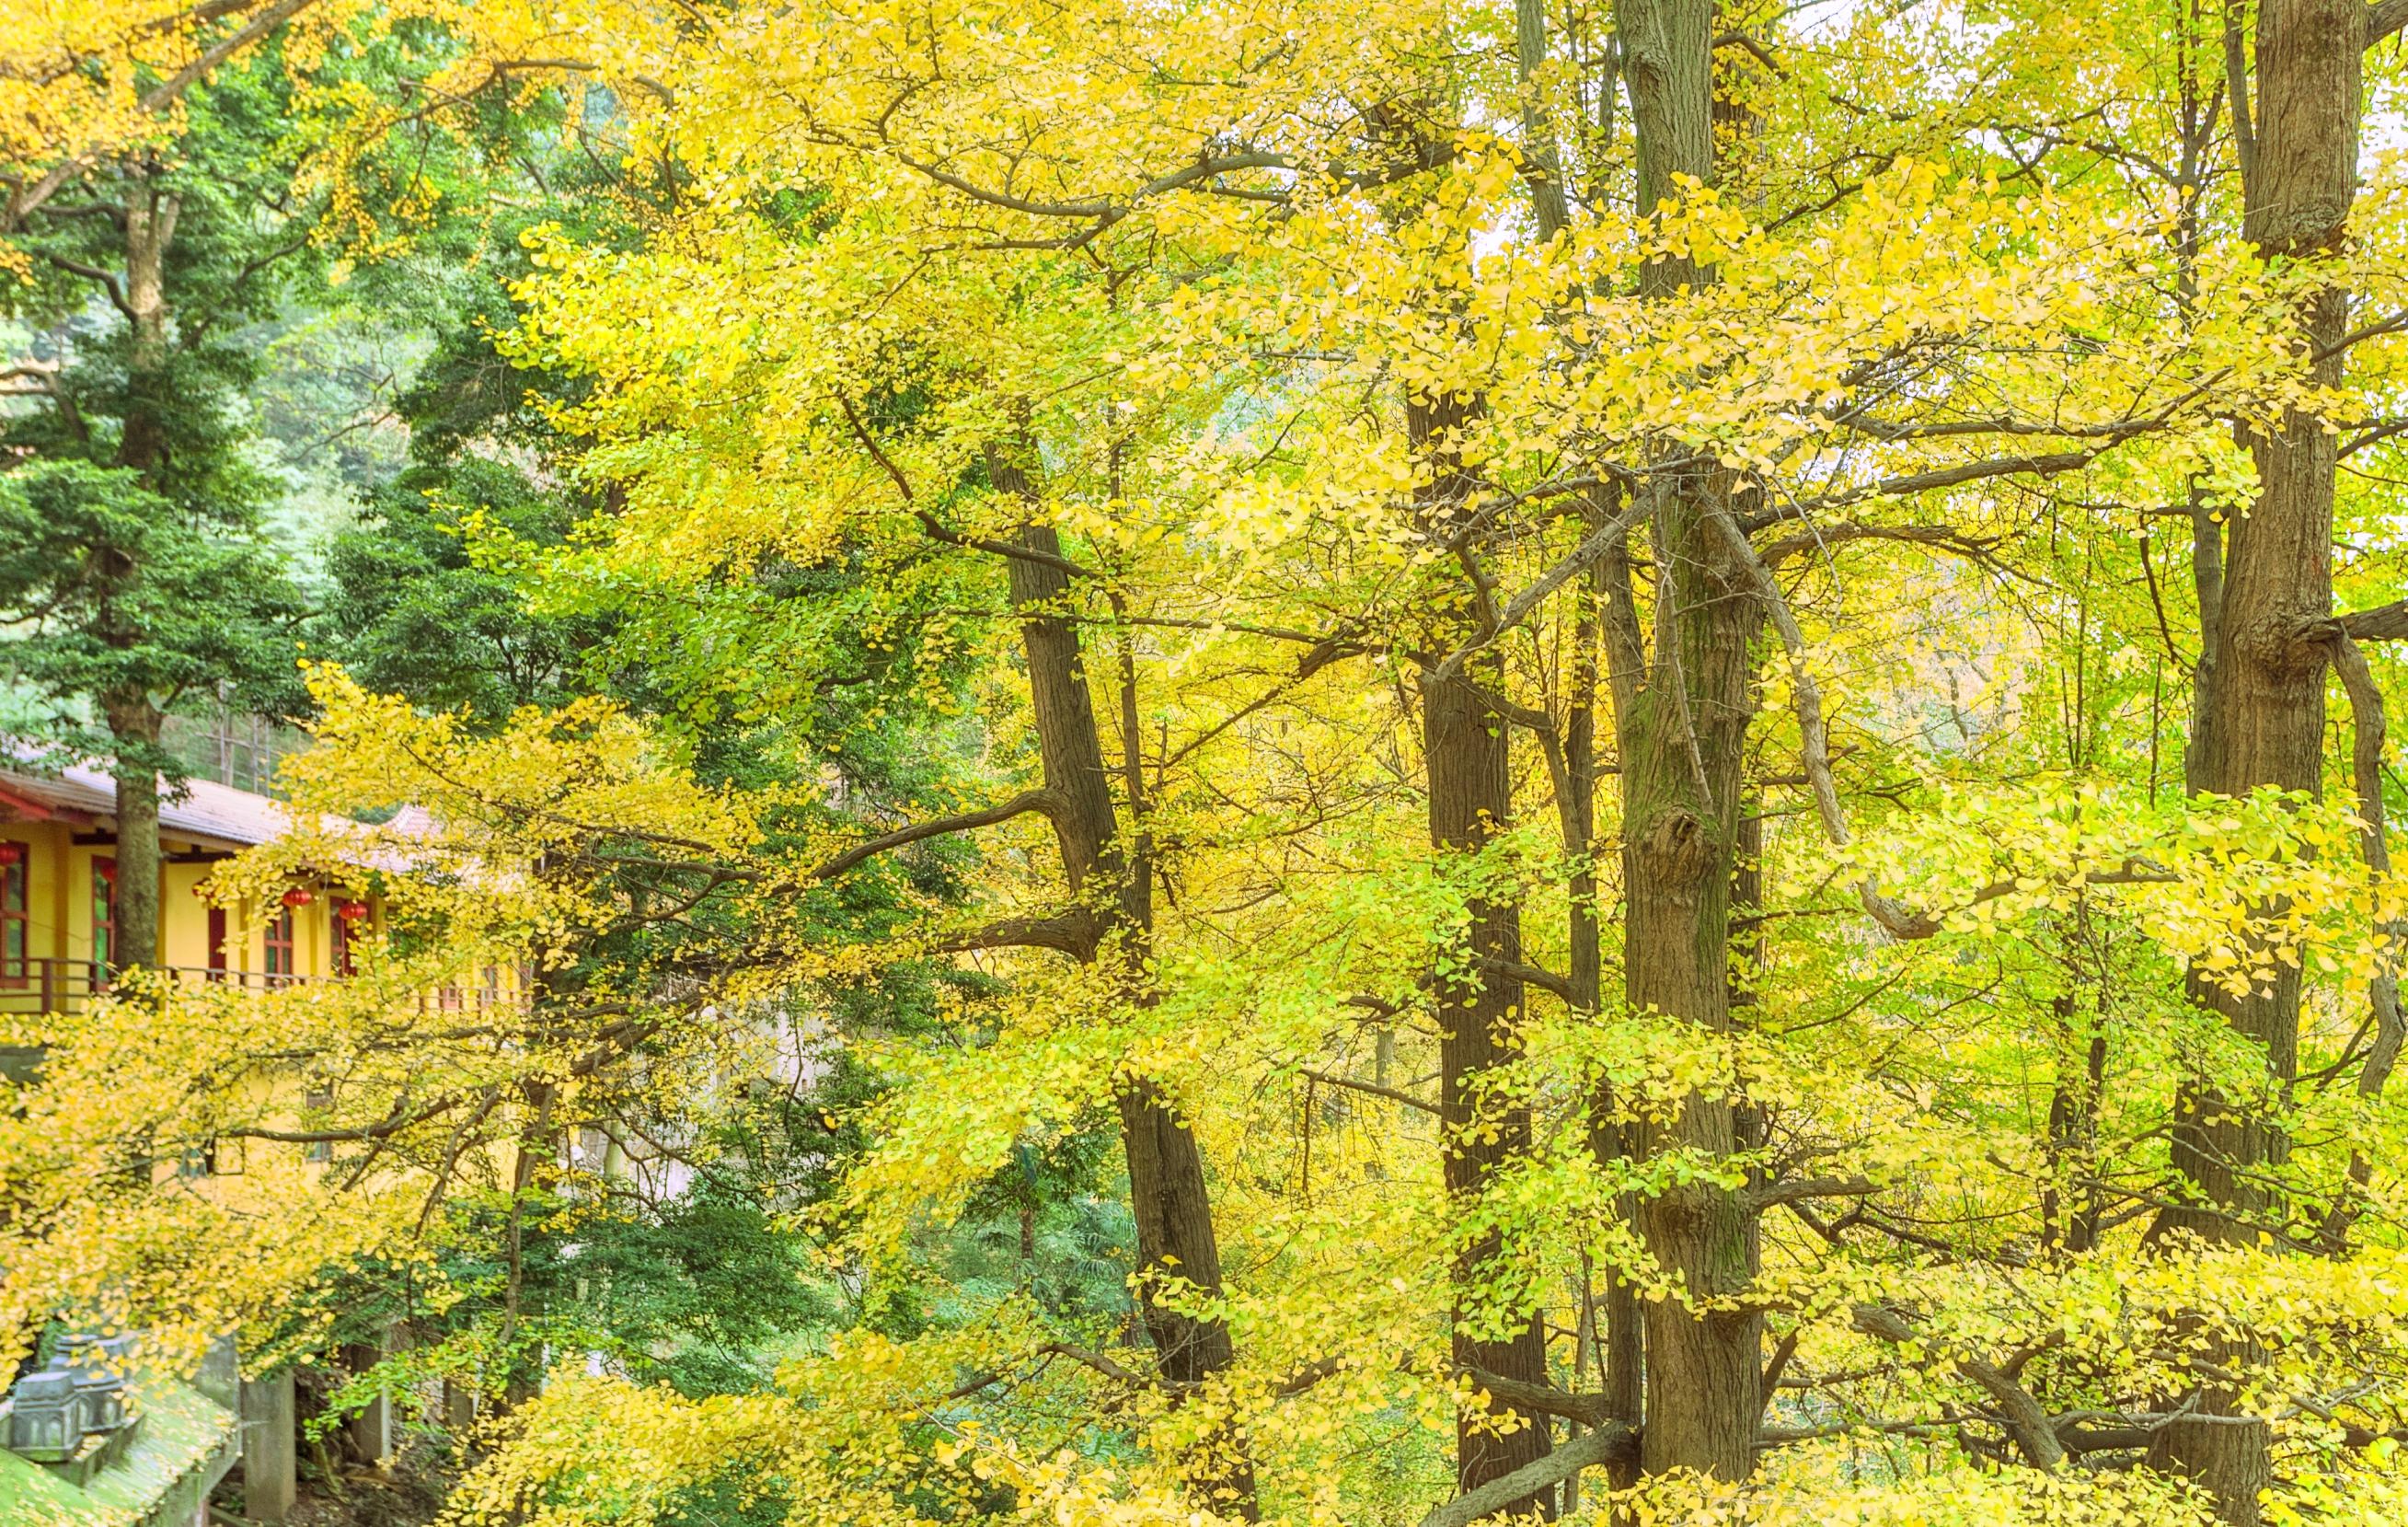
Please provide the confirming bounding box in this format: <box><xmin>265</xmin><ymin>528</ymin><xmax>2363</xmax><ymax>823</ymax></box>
<box><xmin>162</xmin><ymin>862</ymin><xmax>214</xmax><ymax>968</ymax></box>
<box><xmin>0</xmin><ymin>820</ymin><xmax>375</xmax><ymax>989</ymax></box>
<box><xmin>2</xmin><ymin>814</ymin><xmax>529</xmax><ymax>1036</ymax></box>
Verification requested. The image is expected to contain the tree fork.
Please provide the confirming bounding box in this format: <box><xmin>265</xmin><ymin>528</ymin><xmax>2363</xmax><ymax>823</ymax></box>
<box><xmin>992</xmin><ymin>457</ymin><xmax>1250</xmax><ymax>1513</ymax></box>
<box><xmin>1614</xmin><ymin>0</ymin><xmax>1768</xmax><ymax>1485</ymax></box>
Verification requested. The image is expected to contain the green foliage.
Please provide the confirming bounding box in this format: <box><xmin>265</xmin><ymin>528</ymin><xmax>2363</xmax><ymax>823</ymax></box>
<box><xmin>0</xmin><ymin>460</ymin><xmax>304</xmax><ymax>764</ymax></box>
<box><xmin>322</xmin><ymin>456</ymin><xmax>596</xmax><ymax>723</ymax></box>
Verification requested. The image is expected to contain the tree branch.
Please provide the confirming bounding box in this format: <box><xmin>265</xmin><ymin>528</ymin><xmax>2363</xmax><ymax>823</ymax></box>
<box><xmin>1850</xmin><ymin>1304</ymin><xmax>2063</xmax><ymax>1469</ymax></box>
<box><xmin>1743</xmin><ymin>1174</ymin><xmax>1878</xmax><ymax>1211</ymax></box>
<box><xmin>1416</xmin><ymin>1420</ymin><xmax>1635</xmax><ymax>1527</ymax></box>
<box><xmin>1423</xmin><ymin>495</ymin><xmax>1646</xmax><ymax>684</ymax></box>
<box><xmin>1037</xmin><ymin>1341</ymin><xmax>1157</xmax><ymax>1388</ymax></box>
<box><xmin>930</xmin><ymin>909</ymin><xmax>1098</xmax><ymax>957</ymax></box>
<box><xmin>9</xmin><ymin>0</ymin><xmax>321</xmax><ymax>229</ymax></box>
<box><xmin>1475</xmin><ymin>956</ymin><xmax>1566</xmax><ymax>1007</ymax></box>
<box><xmin>808</xmin><ymin>790</ymin><xmax>1067</xmax><ymax>881</ymax></box>
<box><xmin>1300</xmin><ymin>1067</ymin><xmax>1439</xmax><ymax>1115</ymax></box>
<box><xmin>1455</xmin><ymin>1364</ymin><xmax>1616</xmax><ymax>1427</ymax></box>
<box><xmin>2325</xmin><ymin>599</ymin><xmax>2408</xmax><ymax>642</ymax></box>
<box><xmin>40</xmin><ymin>252</ymin><xmax>133</xmax><ymax>320</ymax></box>
<box><xmin>1757</xmin><ymin>520</ymin><xmax>2002</xmax><ymax>569</ymax></box>
<box><xmin>1703</xmin><ymin>502</ymin><xmax>1926</xmax><ymax>938</ymax></box>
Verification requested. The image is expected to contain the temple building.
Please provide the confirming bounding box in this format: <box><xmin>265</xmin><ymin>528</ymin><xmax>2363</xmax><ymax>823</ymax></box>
<box><xmin>0</xmin><ymin>759</ymin><xmax>505</xmax><ymax>1522</ymax></box>
<box><xmin>0</xmin><ymin>761</ymin><xmax>374</xmax><ymax>1020</ymax></box>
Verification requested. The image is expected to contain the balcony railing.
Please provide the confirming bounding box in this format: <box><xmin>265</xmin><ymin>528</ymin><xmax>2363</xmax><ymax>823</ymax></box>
<box><xmin>0</xmin><ymin>956</ymin><xmax>317</xmax><ymax>1015</ymax></box>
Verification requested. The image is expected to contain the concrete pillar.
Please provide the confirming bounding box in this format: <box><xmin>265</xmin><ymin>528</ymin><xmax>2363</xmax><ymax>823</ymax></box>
<box><xmin>443</xmin><ymin>1379</ymin><xmax>476</xmax><ymax>1433</ymax></box>
<box><xmin>238</xmin><ymin>1371</ymin><xmax>296</xmax><ymax>1521</ymax></box>
<box><xmin>195</xmin><ymin>1336</ymin><xmax>239</xmax><ymax>1410</ymax></box>
<box><xmin>340</xmin><ymin>1341</ymin><xmax>390</xmax><ymax>1465</ymax></box>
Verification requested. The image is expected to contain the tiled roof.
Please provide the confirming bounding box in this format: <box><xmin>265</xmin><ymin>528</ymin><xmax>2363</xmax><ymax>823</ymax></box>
<box><xmin>0</xmin><ymin>763</ymin><xmax>302</xmax><ymax>851</ymax></box>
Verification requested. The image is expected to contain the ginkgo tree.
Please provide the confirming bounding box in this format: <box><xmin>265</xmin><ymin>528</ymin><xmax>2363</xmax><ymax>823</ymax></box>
<box><xmin>11</xmin><ymin>2</ymin><xmax>2408</xmax><ymax>1527</ymax></box>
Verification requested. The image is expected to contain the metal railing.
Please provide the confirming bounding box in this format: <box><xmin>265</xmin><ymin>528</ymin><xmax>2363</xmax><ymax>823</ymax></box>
<box><xmin>0</xmin><ymin>956</ymin><xmax>316</xmax><ymax>1015</ymax></box>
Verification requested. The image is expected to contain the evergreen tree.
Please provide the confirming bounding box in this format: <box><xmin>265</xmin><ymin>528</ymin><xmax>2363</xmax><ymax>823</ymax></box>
<box><xmin>0</xmin><ymin>64</ymin><xmax>312</xmax><ymax>969</ymax></box>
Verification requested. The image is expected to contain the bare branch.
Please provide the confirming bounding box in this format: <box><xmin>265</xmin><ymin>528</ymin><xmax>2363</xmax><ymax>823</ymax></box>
<box><xmin>1743</xmin><ymin>1174</ymin><xmax>1877</xmax><ymax>1211</ymax></box>
<box><xmin>1300</xmin><ymin>1068</ymin><xmax>1440</xmax><ymax>1115</ymax></box>
<box><xmin>1037</xmin><ymin>1341</ymin><xmax>1158</xmax><ymax>1388</ymax></box>
<box><xmin>1757</xmin><ymin>520</ymin><xmax>2002</xmax><ymax>569</ymax></box>
<box><xmin>1423</xmin><ymin>494</ymin><xmax>1646</xmax><ymax>684</ymax></box>
<box><xmin>1851</xmin><ymin>1304</ymin><xmax>2063</xmax><ymax>1469</ymax></box>
<box><xmin>930</xmin><ymin>909</ymin><xmax>1099</xmax><ymax>958</ymax></box>
<box><xmin>2325</xmin><ymin>599</ymin><xmax>2408</xmax><ymax>642</ymax></box>
<box><xmin>1479</xmin><ymin>954</ymin><xmax>1573</xmax><ymax>1005</ymax></box>
<box><xmin>808</xmin><ymin>790</ymin><xmax>1066</xmax><ymax>882</ymax></box>
<box><xmin>1416</xmin><ymin>1421</ymin><xmax>1634</xmax><ymax>1527</ymax></box>
<box><xmin>1454</xmin><ymin>1364</ymin><xmax>1616</xmax><ymax>1427</ymax></box>
<box><xmin>1703</xmin><ymin>501</ymin><xmax>1925</xmax><ymax>938</ymax></box>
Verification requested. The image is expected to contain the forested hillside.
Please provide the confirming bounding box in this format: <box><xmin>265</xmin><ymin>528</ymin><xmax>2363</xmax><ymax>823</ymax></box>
<box><xmin>7</xmin><ymin>3</ymin><xmax>2408</xmax><ymax>1525</ymax></box>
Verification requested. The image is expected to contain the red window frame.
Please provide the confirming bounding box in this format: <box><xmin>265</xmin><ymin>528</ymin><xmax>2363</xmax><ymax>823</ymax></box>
<box><xmin>264</xmin><ymin>905</ymin><xmax>295</xmax><ymax>981</ymax></box>
<box><xmin>0</xmin><ymin>851</ymin><xmax>26</xmax><ymax>988</ymax></box>
<box><xmin>207</xmin><ymin>906</ymin><xmax>228</xmax><ymax>978</ymax></box>
<box><xmin>329</xmin><ymin>908</ymin><xmax>354</xmax><ymax>978</ymax></box>
<box><xmin>92</xmin><ymin>857</ymin><xmax>115</xmax><ymax>973</ymax></box>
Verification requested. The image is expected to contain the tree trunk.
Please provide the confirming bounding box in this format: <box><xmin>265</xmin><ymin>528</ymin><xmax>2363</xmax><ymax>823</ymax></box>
<box><xmin>1427</xmin><ymin>661</ymin><xmax>1555</xmax><ymax>1506</ymax></box>
<box><xmin>1573</xmin><ymin>543</ymin><xmax>1645</xmax><ymax>1487</ymax></box>
<box><xmin>1409</xmin><ymin>392</ymin><xmax>1556</xmax><ymax>1511</ymax></box>
<box><xmin>98</xmin><ymin>174</ymin><xmax>179</xmax><ymax>978</ymax></box>
<box><xmin>1614</xmin><ymin>0</ymin><xmax>1765</xmax><ymax>1484</ymax></box>
<box><xmin>115</xmin><ymin>178</ymin><xmax>179</xmax><ymax>478</ymax></box>
<box><xmin>996</xmin><ymin>488</ymin><xmax>1247</xmax><ymax>1511</ymax></box>
<box><xmin>2154</xmin><ymin>5</ymin><xmax>2360</xmax><ymax>1519</ymax></box>
<box><xmin>1617</xmin><ymin>480</ymin><xmax>1762</xmax><ymax>1481</ymax></box>
<box><xmin>102</xmin><ymin>693</ymin><xmax>162</xmax><ymax>972</ymax></box>
<box><xmin>1510</xmin><ymin>6</ymin><xmax>1643</xmax><ymax>1470</ymax></box>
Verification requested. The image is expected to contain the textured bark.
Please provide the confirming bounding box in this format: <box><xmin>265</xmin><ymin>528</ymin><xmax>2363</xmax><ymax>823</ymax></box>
<box><xmin>102</xmin><ymin>177</ymin><xmax>179</xmax><ymax>973</ymax></box>
<box><xmin>1411</xmin><ymin>394</ymin><xmax>1555</xmax><ymax>1511</ymax></box>
<box><xmin>1618</xmin><ymin>0</ymin><xmax>1714</xmax><ymax>253</ymax></box>
<box><xmin>1594</xmin><ymin>507</ymin><xmax>1653</xmax><ymax>1468</ymax></box>
<box><xmin>994</xmin><ymin>475</ymin><xmax>1247</xmax><ymax>1510</ymax></box>
<box><xmin>2154</xmin><ymin>5</ymin><xmax>2361</xmax><ymax>1519</ymax></box>
<box><xmin>1569</xmin><ymin>550</ymin><xmax>1645</xmax><ymax>1487</ymax></box>
<box><xmin>102</xmin><ymin>694</ymin><xmax>161</xmax><ymax>971</ymax></box>
<box><xmin>1614</xmin><ymin>0</ymin><xmax>1766</xmax><ymax>1485</ymax></box>
<box><xmin>1618</xmin><ymin>477</ymin><xmax>1763</xmax><ymax>1482</ymax></box>
<box><xmin>115</xmin><ymin>179</ymin><xmax>179</xmax><ymax>479</ymax></box>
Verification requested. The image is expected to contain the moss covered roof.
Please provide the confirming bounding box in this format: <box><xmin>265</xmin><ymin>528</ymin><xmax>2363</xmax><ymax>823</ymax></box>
<box><xmin>0</xmin><ymin>1379</ymin><xmax>237</xmax><ymax>1527</ymax></box>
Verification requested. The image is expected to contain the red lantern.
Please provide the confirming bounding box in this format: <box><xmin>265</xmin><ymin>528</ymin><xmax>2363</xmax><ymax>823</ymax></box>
<box><xmin>98</xmin><ymin>861</ymin><xmax>115</xmax><ymax>884</ymax></box>
<box><xmin>335</xmin><ymin>899</ymin><xmax>369</xmax><ymax>922</ymax></box>
<box><xmin>281</xmin><ymin>886</ymin><xmax>315</xmax><ymax>908</ymax></box>
<box><xmin>0</xmin><ymin>842</ymin><xmax>22</xmax><ymax>866</ymax></box>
